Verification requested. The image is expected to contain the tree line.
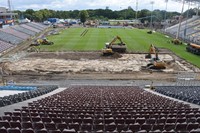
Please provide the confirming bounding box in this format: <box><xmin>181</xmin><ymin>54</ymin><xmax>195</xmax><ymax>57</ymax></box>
<box><xmin>14</xmin><ymin>7</ymin><xmax>199</xmax><ymax>23</ymax></box>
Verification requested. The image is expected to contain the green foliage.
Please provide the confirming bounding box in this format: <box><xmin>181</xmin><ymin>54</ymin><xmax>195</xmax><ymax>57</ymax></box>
<box><xmin>17</xmin><ymin>8</ymin><xmax>181</xmax><ymax>22</ymax></box>
<box><xmin>79</xmin><ymin>10</ymin><xmax>89</xmax><ymax>24</ymax></box>
<box><xmin>39</xmin><ymin>28</ymin><xmax>200</xmax><ymax>67</ymax></box>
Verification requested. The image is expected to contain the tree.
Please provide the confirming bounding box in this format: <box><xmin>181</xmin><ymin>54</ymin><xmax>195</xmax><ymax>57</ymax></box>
<box><xmin>79</xmin><ymin>10</ymin><xmax>89</xmax><ymax>24</ymax></box>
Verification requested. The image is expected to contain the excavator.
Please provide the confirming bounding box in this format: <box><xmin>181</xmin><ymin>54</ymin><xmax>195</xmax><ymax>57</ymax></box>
<box><xmin>186</xmin><ymin>43</ymin><xmax>200</xmax><ymax>55</ymax></box>
<box><xmin>37</xmin><ymin>38</ymin><xmax>54</xmax><ymax>45</ymax></box>
<box><xmin>30</xmin><ymin>38</ymin><xmax>54</xmax><ymax>46</ymax></box>
<box><xmin>145</xmin><ymin>44</ymin><xmax>166</xmax><ymax>69</ymax></box>
<box><xmin>102</xmin><ymin>36</ymin><xmax>126</xmax><ymax>55</ymax></box>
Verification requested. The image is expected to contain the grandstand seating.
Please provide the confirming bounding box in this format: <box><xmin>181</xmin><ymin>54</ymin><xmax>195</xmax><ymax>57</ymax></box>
<box><xmin>0</xmin><ymin>40</ymin><xmax>13</xmax><ymax>53</ymax></box>
<box><xmin>165</xmin><ymin>16</ymin><xmax>200</xmax><ymax>43</ymax></box>
<box><xmin>11</xmin><ymin>25</ymin><xmax>36</xmax><ymax>36</ymax></box>
<box><xmin>20</xmin><ymin>24</ymin><xmax>41</xmax><ymax>33</ymax></box>
<box><xmin>0</xmin><ymin>86</ymin><xmax>200</xmax><ymax>133</ymax></box>
<box><xmin>32</xmin><ymin>22</ymin><xmax>48</xmax><ymax>29</ymax></box>
<box><xmin>155</xmin><ymin>86</ymin><xmax>200</xmax><ymax>105</ymax></box>
<box><xmin>26</xmin><ymin>23</ymin><xmax>43</xmax><ymax>31</ymax></box>
<box><xmin>0</xmin><ymin>30</ymin><xmax>23</xmax><ymax>45</ymax></box>
<box><xmin>0</xmin><ymin>28</ymin><xmax>30</xmax><ymax>40</ymax></box>
<box><xmin>0</xmin><ymin>85</ymin><xmax>58</xmax><ymax>107</ymax></box>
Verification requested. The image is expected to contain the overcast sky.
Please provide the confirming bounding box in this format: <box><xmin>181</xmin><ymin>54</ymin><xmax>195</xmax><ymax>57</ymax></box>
<box><xmin>0</xmin><ymin>0</ymin><xmax>197</xmax><ymax>12</ymax></box>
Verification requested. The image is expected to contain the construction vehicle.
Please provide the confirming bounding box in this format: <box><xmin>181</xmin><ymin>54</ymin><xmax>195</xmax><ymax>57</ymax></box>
<box><xmin>145</xmin><ymin>44</ymin><xmax>166</xmax><ymax>69</ymax></box>
<box><xmin>30</xmin><ymin>38</ymin><xmax>54</xmax><ymax>46</ymax></box>
<box><xmin>102</xmin><ymin>36</ymin><xmax>126</xmax><ymax>55</ymax></box>
<box><xmin>147</xmin><ymin>31</ymin><xmax>152</xmax><ymax>34</ymax></box>
<box><xmin>37</xmin><ymin>38</ymin><xmax>54</xmax><ymax>45</ymax></box>
<box><xmin>186</xmin><ymin>43</ymin><xmax>200</xmax><ymax>55</ymax></box>
<box><xmin>171</xmin><ymin>38</ymin><xmax>182</xmax><ymax>45</ymax></box>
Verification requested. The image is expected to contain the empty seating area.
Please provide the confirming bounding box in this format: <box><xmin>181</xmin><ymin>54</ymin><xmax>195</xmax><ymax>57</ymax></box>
<box><xmin>0</xmin><ymin>85</ymin><xmax>58</xmax><ymax>107</ymax></box>
<box><xmin>32</xmin><ymin>22</ymin><xmax>48</xmax><ymax>30</ymax></box>
<box><xmin>0</xmin><ymin>40</ymin><xmax>13</xmax><ymax>53</ymax></box>
<box><xmin>155</xmin><ymin>86</ymin><xmax>200</xmax><ymax>105</ymax></box>
<box><xmin>0</xmin><ymin>28</ymin><xmax>30</xmax><ymax>40</ymax></box>
<box><xmin>1</xmin><ymin>86</ymin><xmax>200</xmax><ymax>133</ymax></box>
<box><xmin>0</xmin><ymin>22</ymin><xmax>48</xmax><ymax>54</ymax></box>
<box><xmin>20</xmin><ymin>24</ymin><xmax>41</xmax><ymax>33</ymax></box>
<box><xmin>26</xmin><ymin>23</ymin><xmax>43</xmax><ymax>31</ymax></box>
<box><xmin>0</xmin><ymin>31</ymin><xmax>23</xmax><ymax>45</ymax></box>
<box><xmin>165</xmin><ymin>16</ymin><xmax>200</xmax><ymax>43</ymax></box>
<box><xmin>11</xmin><ymin>25</ymin><xmax>36</xmax><ymax>36</ymax></box>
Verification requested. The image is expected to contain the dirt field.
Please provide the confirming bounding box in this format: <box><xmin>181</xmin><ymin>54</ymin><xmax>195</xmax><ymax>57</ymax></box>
<box><xmin>0</xmin><ymin>52</ymin><xmax>199</xmax><ymax>82</ymax></box>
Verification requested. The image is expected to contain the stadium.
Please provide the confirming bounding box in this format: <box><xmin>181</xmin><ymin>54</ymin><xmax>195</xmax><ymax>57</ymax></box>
<box><xmin>0</xmin><ymin>0</ymin><xmax>200</xmax><ymax>133</ymax></box>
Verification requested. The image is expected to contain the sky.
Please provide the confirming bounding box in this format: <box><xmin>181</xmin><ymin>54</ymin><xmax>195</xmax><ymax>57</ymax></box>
<box><xmin>0</xmin><ymin>0</ymin><xmax>198</xmax><ymax>12</ymax></box>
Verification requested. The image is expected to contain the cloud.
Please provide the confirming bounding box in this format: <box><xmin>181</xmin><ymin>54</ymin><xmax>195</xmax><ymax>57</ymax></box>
<box><xmin>0</xmin><ymin>0</ymin><xmax>197</xmax><ymax>12</ymax></box>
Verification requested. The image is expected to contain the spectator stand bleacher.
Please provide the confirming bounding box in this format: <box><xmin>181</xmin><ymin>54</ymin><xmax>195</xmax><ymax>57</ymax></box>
<box><xmin>20</xmin><ymin>24</ymin><xmax>41</xmax><ymax>33</ymax></box>
<box><xmin>11</xmin><ymin>25</ymin><xmax>36</xmax><ymax>36</ymax></box>
<box><xmin>0</xmin><ymin>85</ymin><xmax>200</xmax><ymax>132</ymax></box>
<box><xmin>0</xmin><ymin>30</ymin><xmax>23</xmax><ymax>45</ymax></box>
<box><xmin>175</xmin><ymin>72</ymin><xmax>200</xmax><ymax>87</ymax></box>
<box><xmin>165</xmin><ymin>16</ymin><xmax>200</xmax><ymax>44</ymax></box>
<box><xmin>26</xmin><ymin>22</ymin><xmax>44</xmax><ymax>31</ymax></box>
<box><xmin>0</xmin><ymin>40</ymin><xmax>13</xmax><ymax>54</ymax></box>
<box><xmin>0</xmin><ymin>28</ymin><xmax>30</xmax><ymax>40</ymax></box>
<box><xmin>32</xmin><ymin>22</ymin><xmax>48</xmax><ymax>29</ymax></box>
<box><xmin>0</xmin><ymin>85</ymin><xmax>58</xmax><ymax>107</ymax></box>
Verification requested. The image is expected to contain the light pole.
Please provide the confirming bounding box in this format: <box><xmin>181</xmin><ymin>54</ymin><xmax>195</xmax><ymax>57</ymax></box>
<box><xmin>150</xmin><ymin>1</ymin><xmax>154</xmax><ymax>30</ymax></box>
<box><xmin>176</xmin><ymin>0</ymin><xmax>185</xmax><ymax>39</ymax></box>
<box><xmin>184</xmin><ymin>1</ymin><xmax>190</xmax><ymax>38</ymax></box>
<box><xmin>164</xmin><ymin>0</ymin><xmax>168</xmax><ymax>31</ymax></box>
<box><xmin>135</xmin><ymin>0</ymin><xmax>138</xmax><ymax>19</ymax></box>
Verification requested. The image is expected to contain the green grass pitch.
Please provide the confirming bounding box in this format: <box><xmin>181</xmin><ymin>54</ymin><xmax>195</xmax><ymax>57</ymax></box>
<box><xmin>39</xmin><ymin>28</ymin><xmax>200</xmax><ymax>68</ymax></box>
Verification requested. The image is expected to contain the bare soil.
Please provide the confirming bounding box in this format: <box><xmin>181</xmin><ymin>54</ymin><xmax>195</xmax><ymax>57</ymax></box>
<box><xmin>0</xmin><ymin>52</ymin><xmax>199</xmax><ymax>82</ymax></box>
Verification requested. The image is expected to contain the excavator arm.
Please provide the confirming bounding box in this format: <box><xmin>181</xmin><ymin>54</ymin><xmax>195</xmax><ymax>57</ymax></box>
<box><xmin>108</xmin><ymin>36</ymin><xmax>124</xmax><ymax>46</ymax></box>
<box><xmin>145</xmin><ymin>44</ymin><xmax>166</xmax><ymax>69</ymax></box>
<box><xmin>145</xmin><ymin>44</ymin><xmax>158</xmax><ymax>60</ymax></box>
<box><xmin>103</xmin><ymin>36</ymin><xmax>126</xmax><ymax>55</ymax></box>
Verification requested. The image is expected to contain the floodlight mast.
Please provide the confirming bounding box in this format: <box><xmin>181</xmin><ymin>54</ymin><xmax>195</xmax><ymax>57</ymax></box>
<box><xmin>164</xmin><ymin>0</ymin><xmax>169</xmax><ymax>31</ymax></box>
<box><xmin>7</xmin><ymin>0</ymin><xmax>12</xmax><ymax>18</ymax></box>
<box><xmin>176</xmin><ymin>0</ymin><xmax>185</xmax><ymax>39</ymax></box>
<box><xmin>135</xmin><ymin>0</ymin><xmax>138</xmax><ymax>19</ymax></box>
<box><xmin>150</xmin><ymin>1</ymin><xmax>154</xmax><ymax>30</ymax></box>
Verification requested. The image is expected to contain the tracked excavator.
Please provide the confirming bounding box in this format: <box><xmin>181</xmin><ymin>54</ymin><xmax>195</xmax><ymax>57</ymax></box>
<box><xmin>145</xmin><ymin>44</ymin><xmax>166</xmax><ymax>69</ymax></box>
<box><xmin>30</xmin><ymin>38</ymin><xmax>54</xmax><ymax>46</ymax></box>
<box><xmin>186</xmin><ymin>43</ymin><xmax>200</xmax><ymax>55</ymax></box>
<box><xmin>102</xmin><ymin>36</ymin><xmax>126</xmax><ymax>55</ymax></box>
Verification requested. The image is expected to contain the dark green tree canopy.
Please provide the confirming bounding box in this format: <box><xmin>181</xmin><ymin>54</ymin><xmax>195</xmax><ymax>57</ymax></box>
<box><xmin>13</xmin><ymin>8</ymin><xmax>183</xmax><ymax>22</ymax></box>
<box><xmin>79</xmin><ymin>10</ymin><xmax>89</xmax><ymax>24</ymax></box>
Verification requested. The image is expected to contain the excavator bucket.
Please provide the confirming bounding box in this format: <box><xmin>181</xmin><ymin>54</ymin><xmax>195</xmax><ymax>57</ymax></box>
<box><xmin>145</xmin><ymin>53</ymin><xmax>151</xmax><ymax>59</ymax></box>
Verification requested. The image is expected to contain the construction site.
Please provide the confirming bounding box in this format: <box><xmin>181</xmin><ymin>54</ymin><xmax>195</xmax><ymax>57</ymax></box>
<box><xmin>1</xmin><ymin>0</ymin><xmax>200</xmax><ymax>133</ymax></box>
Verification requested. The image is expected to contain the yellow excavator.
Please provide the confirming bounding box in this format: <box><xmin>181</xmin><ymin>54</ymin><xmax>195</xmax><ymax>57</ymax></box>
<box><xmin>145</xmin><ymin>44</ymin><xmax>166</xmax><ymax>69</ymax></box>
<box><xmin>102</xmin><ymin>36</ymin><xmax>126</xmax><ymax>55</ymax></box>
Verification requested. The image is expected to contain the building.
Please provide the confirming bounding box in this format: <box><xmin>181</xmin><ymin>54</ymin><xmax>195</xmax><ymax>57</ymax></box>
<box><xmin>0</xmin><ymin>7</ymin><xmax>18</xmax><ymax>28</ymax></box>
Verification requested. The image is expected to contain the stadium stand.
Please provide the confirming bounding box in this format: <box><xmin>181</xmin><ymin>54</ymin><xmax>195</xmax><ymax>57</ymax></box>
<box><xmin>155</xmin><ymin>86</ymin><xmax>200</xmax><ymax>105</ymax></box>
<box><xmin>0</xmin><ymin>86</ymin><xmax>200</xmax><ymax>133</ymax></box>
<box><xmin>0</xmin><ymin>30</ymin><xmax>23</xmax><ymax>45</ymax></box>
<box><xmin>165</xmin><ymin>16</ymin><xmax>200</xmax><ymax>43</ymax></box>
<box><xmin>11</xmin><ymin>25</ymin><xmax>36</xmax><ymax>36</ymax></box>
<box><xmin>20</xmin><ymin>24</ymin><xmax>41</xmax><ymax>33</ymax></box>
<box><xmin>0</xmin><ymin>28</ymin><xmax>30</xmax><ymax>40</ymax></box>
<box><xmin>32</xmin><ymin>22</ymin><xmax>48</xmax><ymax>29</ymax></box>
<box><xmin>26</xmin><ymin>23</ymin><xmax>44</xmax><ymax>31</ymax></box>
<box><xmin>0</xmin><ymin>40</ymin><xmax>13</xmax><ymax>53</ymax></box>
<box><xmin>0</xmin><ymin>85</ymin><xmax>58</xmax><ymax>107</ymax></box>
